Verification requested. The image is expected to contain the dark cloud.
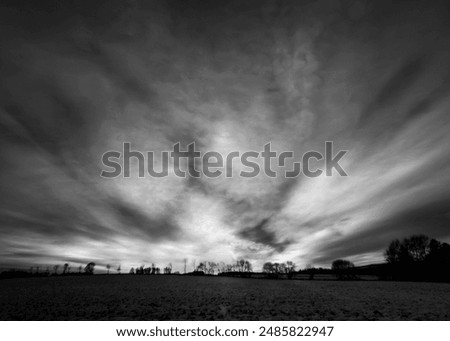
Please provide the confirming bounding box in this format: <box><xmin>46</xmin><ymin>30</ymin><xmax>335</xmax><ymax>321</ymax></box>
<box><xmin>238</xmin><ymin>218</ymin><xmax>290</xmax><ymax>253</ymax></box>
<box><xmin>310</xmin><ymin>197</ymin><xmax>450</xmax><ymax>265</ymax></box>
<box><xmin>107</xmin><ymin>198</ymin><xmax>180</xmax><ymax>241</ymax></box>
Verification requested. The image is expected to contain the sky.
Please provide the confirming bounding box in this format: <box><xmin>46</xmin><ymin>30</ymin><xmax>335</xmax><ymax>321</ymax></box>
<box><xmin>1</xmin><ymin>0</ymin><xmax>450</xmax><ymax>273</ymax></box>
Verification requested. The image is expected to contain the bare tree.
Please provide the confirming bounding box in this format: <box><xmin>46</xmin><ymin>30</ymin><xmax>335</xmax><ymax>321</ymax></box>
<box><xmin>273</xmin><ymin>262</ymin><xmax>280</xmax><ymax>273</ymax></box>
<box><xmin>135</xmin><ymin>265</ymin><xmax>144</xmax><ymax>275</ymax></box>
<box><xmin>331</xmin><ymin>259</ymin><xmax>355</xmax><ymax>280</ymax></box>
<box><xmin>244</xmin><ymin>260</ymin><xmax>252</xmax><ymax>272</ymax></box>
<box><xmin>210</xmin><ymin>261</ymin><xmax>218</xmax><ymax>274</ymax></box>
<box><xmin>63</xmin><ymin>263</ymin><xmax>69</xmax><ymax>275</ymax></box>
<box><xmin>305</xmin><ymin>263</ymin><xmax>315</xmax><ymax>280</ymax></box>
<box><xmin>238</xmin><ymin>259</ymin><xmax>245</xmax><ymax>272</ymax></box>
<box><xmin>84</xmin><ymin>262</ymin><xmax>95</xmax><ymax>275</ymax></box>
<box><xmin>117</xmin><ymin>264</ymin><xmax>121</xmax><ymax>274</ymax></box>
<box><xmin>385</xmin><ymin>239</ymin><xmax>402</xmax><ymax>263</ymax></box>
<box><xmin>286</xmin><ymin>261</ymin><xmax>296</xmax><ymax>272</ymax></box>
<box><xmin>386</xmin><ymin>235</ymin><xmax>430</xmax><ymax>264</ymax></box>
<box><xmin>217</xmin><ymin>261</ymin><xmax>226</xmax><ymax>273</ymax></box>
<box><xmin>404</xmin><ymin>235</ymin><xmax>430</xmax><ymax>262</ymax></box>
<box><xmin>285</xmin><ymin>261</ymin><xmax>296</xmax><ymax>279</ymax></box>
<box><xmin>263</xmin><ymin>262</ymin><xmax>274</xmax><ymax>273</ymax></box>
<box><xmin>197</xmin><ymin>262</ymin><xmax>206</xmax><ymax>273</ymax></box>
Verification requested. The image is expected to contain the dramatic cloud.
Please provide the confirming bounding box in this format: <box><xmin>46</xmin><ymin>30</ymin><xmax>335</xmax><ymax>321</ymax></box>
<box><xmin>1</xmin><ymin>0</ymin><xmax>450</xmax><ymax>272</ymax></box>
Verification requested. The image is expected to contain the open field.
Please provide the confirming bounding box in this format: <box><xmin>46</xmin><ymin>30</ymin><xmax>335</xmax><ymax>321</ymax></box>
<box><xmin>0</xmin><ymin>276</ymin><xmax>449</xmax><ymax>320</ymax></box>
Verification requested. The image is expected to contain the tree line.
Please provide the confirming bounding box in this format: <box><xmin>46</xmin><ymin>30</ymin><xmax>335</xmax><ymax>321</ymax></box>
<box><xmin>384</xmin><ymin>234</ymin><xmax>450</xmax><ymax>281</ymax></box>
<box><xmin>2</xmin><ymin>234</ymin><xmax>449</xmax><ymax>282</ymax></box>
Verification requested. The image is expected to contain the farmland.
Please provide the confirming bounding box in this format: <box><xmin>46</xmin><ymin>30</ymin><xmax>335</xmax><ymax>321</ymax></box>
<box><xmin>0</xmin><ymin>275</ymin><xmax>449</xmax><ymax>320</ymax></box>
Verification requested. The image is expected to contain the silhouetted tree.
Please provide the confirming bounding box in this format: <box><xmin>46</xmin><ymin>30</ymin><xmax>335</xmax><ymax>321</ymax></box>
<box><xmin>285</xmin><ymin>261</ymin><xmax>296</xmax><ymax>279</ymax></box>
<box><xmin>117</xmin><ymin>264</ymin><xmax>121</xmax><ymax>274</ymax></box>
<box><xmin>385</xmin><ymin>235</ymin><xmax>430</xmax><ymax>264</ymax></box>
<box><xmin>238</xmin><ymin>259</ymin><xmax>245</xmax><ymax>272</ymax></box>
<box><xmin>305</xmin><ymin>264</ymin><xmax>316</xmax><ymax>280</ymax></box>
<box><xmin>106</xmin><ymin>264</ymin><xmax>111</xmax><ymax>275</ymax></box>
<box><xmin>425</xmin><ymin>239</ymin><xmax>450</xmax><ymax>281</ymax></box>
<box><xmin>63</xmin><ymin>263</ymin><xmax>69</xmax><ymax>275</ymax></box>
<box><xmin>384</xmin><ymin>234</ymin><xmax>439</xmax><ymax>280</ymax></box>
<box><xmin>273</xmin><ymin>262</ymin><xmax>281</xmax><ymax>274</ymax></box>
<box><xmin>262</xmin><ymin>261</ymin><xmax>282</xmax><ymax>278</ymax></box>
<box><xmin>84</xmin><ymin>262</ymin><xmax>95</xmax><ymax>275</ymax></box>
<box><xmin>385</xmin><ymin>239</ymin><xmax>402</xmax><ymax>264</ymax></box>
<box><xmin>207</xmin><ymin>261</ymin><xmax>217</xmax><ymax>274</ymax></box>
<box><xmin>129</xmin><ymin>267</ymin><xmax>135</xmax><ymax>274</ymax></box>
<box><xmin>404</xmin><ymin>235</ymin><xmax>429</xmax><ymax>262</ymax></box>
<box><xmin>332</xmin><ymin>259</ymin><xmax>356</xmax><ymax>280</ymax></box>
<box><xmin>428</xmin><ymin>239</ymin><xmax>450</xmax><ymax>263</ymax></box>
<box><xmin>164</xmin><ymin>266</ymin><xmax>171</xmax><ymax>274</ymax></box>
<box><xmin>263</xmin><ymin>262</ymin><xmax>274</xmax><ymax>273</ymax></box>
<box><xmin>286</xmin><ymin>261</ymin><xmax>296</xmax><ymax>272</ymax></box>
<box><xmin>135</xmin><ymin>265</ymin><xmax>144</xmax><ymax>275</ymax></box>
<box><xmin>218</xmin><ymin>261</ymin><xmax>226</xmax><ymax>273</ymax></box>
<box><xmin>197</xmin><ymin>262</ymin><xmax>206</xmax><ymax>272</ymax></box>
<box><xmin>53</xmin><ymin>265</ymin><xmax>59</xmax><ymax>275</ymax></box>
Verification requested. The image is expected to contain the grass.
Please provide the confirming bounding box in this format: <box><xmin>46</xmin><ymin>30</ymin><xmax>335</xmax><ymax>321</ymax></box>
<box><xmin>0</xmin><ymin>275</ymin><xmax>449</xmax><ymax>320</ymax></box>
